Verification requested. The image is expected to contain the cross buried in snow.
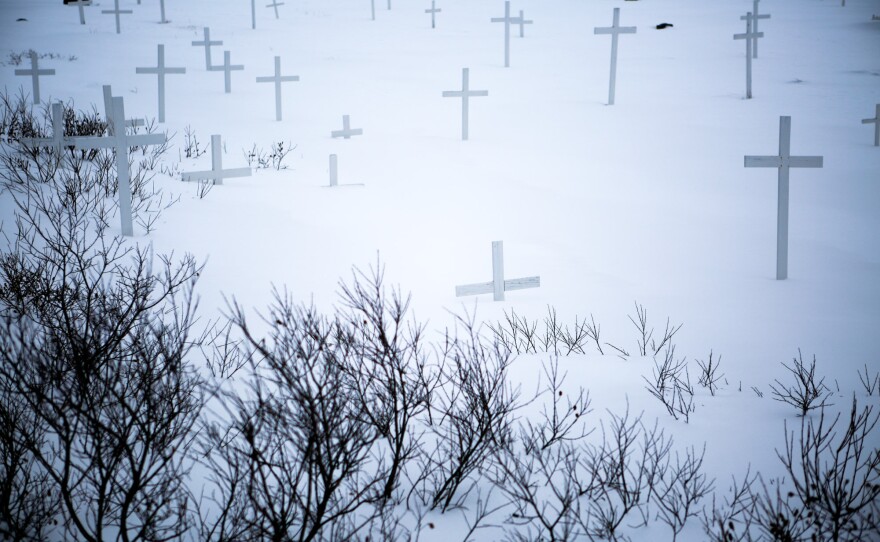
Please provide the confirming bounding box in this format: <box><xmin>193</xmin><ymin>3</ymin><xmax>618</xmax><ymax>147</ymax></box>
<box><xmin>15</xmin><ymin>51</ymin><xmax>55</xmax><ymax>105</ymax></box>
<box><xmin>734</xmin><ymin>12</ymin><xmax>763</xmax><ymax>99</ymax></box>
<box><xmin>192</xmin><ymin>27</ymin><xmax>222</xmax><ymax>70</ymax></box>
<box><xmin>102</xmin><ymin>0</ymin><xmax>132</xmax><ymax>34</ymax></box>
<box><xmin>256</xmin><ymin>56</ymin><xmax>299</xmax><ymax>121</ymax></box>
<box><xmin>331</xmin><ymin>115</ymin><xmax>363</xmax><ymax>139</ymax></box>
<box><xmin>210</xmin><ymin>51</ymin><xmax>244</xmax><ymax>93</ymax></box>
<box><xmin>136</xmin><ymin>44</ymin><xmax>186</xmax><ymax>123</ymax></box>
<box><xmin>490</xmin><ymin>0</ymin><xmax>516</xmax><ymax>67</ymax></box>
<box><xmin>425</xmin><ymin>0</ymin><xmax>440</xmax><ymax>28</ymax></box>
<box><xmin>21</xmin><ymin>102</ymin><xmax>68</xmax><ymax>156</ymax></box>
<box><xmin>267</xmin><ymin>0</ymin><xmax>283</xmax><ymax>19</ymax></box>
<box><xmin>71</xmin><ymin>96</ymin><xmax>167</xmax><ymax>236</ymax></box>
<box><xmin>182</xmin><ymin>134</ymin><xmax>251</xmax><ymax>185</ymax></box>
<box><xmin>594</xmin><ymin>7</ymin><xmax>636</xmax><ymax>106</ymax></box>
<box><xmin>741</xmin><ymin>0</ymin><xmax>769</xmax><ymax>58</ymax></box>
<box><xmin>456</xmin><ymin>241</ymin><xmax>540</xmax><ymax>301</ymax></box>
<box><xmin>862</xmin><ymin>104</ymin><xmax>880</xmax><ymax>147</ymax></box>
<box><xmin>68</xmin><ymin>0</ymin><xmax>91</xmax><ymax>25</ymax></box>
<box><xmin>442</xmin><ymin>67</ymin><xmax>488</xmax><ymax>141</ymax></box>
<box><xmin>744</xmin><ymin>116</ymin><xmax>823</xmax><ymax>280</ymax></box>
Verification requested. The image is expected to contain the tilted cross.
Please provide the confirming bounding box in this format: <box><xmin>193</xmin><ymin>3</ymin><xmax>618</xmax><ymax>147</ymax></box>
<box><xmin>209</xmin><ymin>51</ymin><xmax>245</xmax><ymax>93</ymax></box>
<box><xmin>744</xmin><ymin>116</ymin><xmax>823</xmax><ymax>280</ymax></box>
<box><xmin>594</xmin><ymin>7</ymin><xmax>637</xmax><ymax>106</ymax></box>
<box><xmin>734</xmin><ymin>12</ymin><xmax>763</xmax><ymax>99</ymax></box>
<box><xmin>182</xmin><ymin>135</ymin><xmax>251</xmax><ymax>185</ymax></box>
<box><xmin>266</xmin><ymin>0</ymin><xmax>284</xmax><ymax>19</ymax></box>
<box><xmin>442</xmin><ymin>67</ymin><xmax>488</xmax><ymax>141</ymax></box>
<box><xmin>136</xmin><ymin>44</ymin><xmax>186</xmax><ymax>123</ymax></box>
<box><xmin>861</xmin><ymin>104</ymin><xmax>880</xmax><ymax>147</ymax></box>
<box><xmin>425</xmin><ymin>0</ymin><xmax>440</xmax><ymax>29</ymax></box>
<box><xmin>490</xmin><ymin>1</ymin><xmax>516</xmax><ymax>68</ymax></box>
<box><xmin>101</xmin><ymin>0</ymin><xmax>133</xmax><ymax>34</ymax></box>
<box><xmin>68</xmin><ymin>0</ymin><xmax>91</xmax><ymax>25</ymax></box>
<box><xmin>14</xmin><ymin>51</ymin><xmax>55</xmax><ymax>105</ymax></box>
<box><xmin>102</xmin><ymin>85</ymin><xmax>144</xmax><ymax>136</ymax></box>
<box><xmin>455</xmin><ymin>241</ymin><xmax>541</xmax><ymax>301</ymax></box>
<box><xmin>192</xmin><ymin>27</ymin><xmax>223</xmax><ymax>70</ymax></box>
<box><xmin>331</xmin><ymin>115</ymin><xmax>363</xmax><ymax>139</ymax></box>
<box><xmin>740</xmin><ymin>0</ymin><xmax>770</xmax><ymax>58</ymax></box>
<box><xmin>256</xmin><ymin>56</ymin><xmax>299</xmax><ymax>121</ymax></box>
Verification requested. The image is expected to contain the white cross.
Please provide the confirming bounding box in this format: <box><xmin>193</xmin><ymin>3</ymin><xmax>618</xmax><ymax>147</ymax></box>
<box><xmin>862</xmin><ymin>104</ymin><xmax>880</xmax><ymax>147</ymax></box>
<box><xmin>102</xmin><ymin>85</ymin><xmax>144</xmax><ymax>136</ymax></box>
<box><xmin>68</xmin><ymin>0</ymin><xmax>91</xmax><ymax>25</ymax></box>
<box><xmin>740</xmin><ymin>0</ymin><xmax>769</xmax><ymax>58</ymax></box>
<box><xmin>71</xmin><ymin>96</ymin><xmax>166</xmax><ymax>236</ymax></box>
<box><xmin>266</xmin><ymin>0</ymin><xmax>284</xmax><ymax>19</ymax></box>
<box><xmin>370</xmin><ymin>0</ymin><xmax>375</xmax><ymax>21</ymax></box>
<box><xmin>455</xmin><ymin>241</ymin><xmax>540</xmax><ymax>301</ymax></box>
<box><xmin>331</xmin><ymin>115</ymin><xmax>363</xmax><ymax>139</ymax></box>
<box><xmin>734</xmin><ymin>12</ymin><xmax>764</xmax><ymax>99</ymax></box>
<box><xmin>490</xmin><ymin>0</ymin><xmax>516</xmax><ymax>68</ymax></box>
<box><xmin>442</xmin><ymin>68</ymin><xmax>488</xmax><ymax>141</ymax></box>
<box><xmin>182</xmin><ymin>135</ymin><xmax>251</xmax><ymax>185</ymax></box>
<box><xmin>255</xmin><ymin>56</ymin><xmax>299</xmax><ymax>121</ymax></box>
<box><xmin>135</xmin><ymin>44</ymin><xmax>186</xmax><ymax>123</ymax></box>
<box><xmin>21</xmin><ymin>102</ymin><xmax>68</xmax><ymax>156</ymax></box>
<box><xmin>513</xmin><ymin>9</ymin><xmax>533</xmax><ymax>38</ymax></box>
<box><xmin>594</xmin><ymin>7</ymin><xmax>637</xmax><ymax>106</ymax></box>
<box><xmin>192</xmin><ymin>27</ymin><xmax>223</xmax><ymax>70</ymax></box>
<box><xmin>209</xmin><ymin>51</ymin><xmax>244</xmax><ymax>94</ymax></box>
<box><xmin>425</xmin><ymin>0</ymin><xmax>440</xmax><ymax>29</ymax></box>
<box><xmin>744</xmin><ymin>116</ymin><xmax>823</xmax><ymax>280</ymax></box>
<box><xmin>251</xmin><ymin>0</ymin><xmax>257</xmax><ymax>29</ymax></box>
<box><xmin>14</xmin><ymin>51</ymin><xmax>55</xmax><ymax>105</ymax></box>
<box><xmin>158</xmin><ymin>0</ymin><xmax>168</xmax><ymax>23</ymax></box>
<box><xmin>101</xmin><ymin>0</ymin><xmax>132</xmax><ymax>34</ymax></box>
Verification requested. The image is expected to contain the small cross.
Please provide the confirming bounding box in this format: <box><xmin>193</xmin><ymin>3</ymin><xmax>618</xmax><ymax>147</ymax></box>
<box><xmin>182</xmin><ymin>135</ymin><xmax>251</xmax><ymax>185</ymax></box>
<box><xmin>266</xmin><ymin>0</ymin><xmax>284</xmax><ymax>19</ymax></box>
<box><xmin>734</xmin><ymin>12</ymin><xmax>764</xmax><ymax>99</ymax></box>
<box><xmin>14</xmin><ymin>51</ymin><xmax>55</xmax><ymax>105</ymax></box>
<box><xmin>331</xmin><ymin>115</ymin><xmax>363</xmax><ymax>139</ymax></box>
<box><xmin>861</xmin><ymin>104</ymin><xmax>880</xmax><ymax>147</ymax></box>
<box><xmin>209</xmin><ymin>51</ymin><xmax>245</xmax><ymax>94</ymax></box>
<box><xmin>425</xmin><ymin>0</ymin><xmax>441</xmax><ymax>29</ymax></box>
<box><xmin>740</xmin><ymin>0</ymin><xmax>769</xmax><ymax>58</ymax></box>
<box><xmin>135</xmin><ymin>44</ymin><xmax>186</xmax><ymax>123</ymax></box>
<box><xmin>21</xmin><ymin>102</ymin><xmax>68</xmax><ymax>156</ymax></box>
<box><xmin>192</xmin><ymin>27</ymin><xmax>223</xmax><ymax>70</ymax></box>
<box><xmin>255</xmin><ymin>56</ymin><xmax>300</xmax><ymax>121</ymax></box>
<box><xmin>513</xmin><ymin>9</ymin><xmax>533</xmax><ymax>38</ymax></box>
<box><xmin>594</xmin><ymin>7</ymin><xmax>637</xmax><ymax>106</ymax></box>
<box><xmin>67</xmin><ymin>0</ymin><xmax>92</xmax><ymax>25</ymax></box>
<box><xmin>101</xmin><ymin>0</ymin><xmax>133</xmax><ymax>34</ymax></box>
<box><xmin>442</xmin><ymin>67</ymin><xmax>488</xmax><ymax>141</ymax></box>
<box><xmin>455</xmin><ymin>241</ymin><xmax>540</xmax><ymax>301</ymax></box>
<box><xmin>490</xmin><ymin>0</ymin><xmax>516</xmax><ymax>68</ymax></box>
<box><xmin>744</xmin><ymin>116</ymin><xmax>823</xmax><ymax>280</ymax></box>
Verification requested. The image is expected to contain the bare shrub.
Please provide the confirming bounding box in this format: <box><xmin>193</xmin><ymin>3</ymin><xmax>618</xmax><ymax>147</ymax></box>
<box><xmin>769</xmin><ymin>351</ymin><xmax>832</xmax><ymax>416</ymax></box>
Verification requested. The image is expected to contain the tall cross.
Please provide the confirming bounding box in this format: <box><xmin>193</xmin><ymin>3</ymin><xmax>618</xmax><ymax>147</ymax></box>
<box><xmin>102</xmin><ymin>85</ymin><xmax>143</xmax><ymax>136</ymax></box>
<box><xmin>331</xmin><ymin>115</ymin><xmax>363</xmax><ymax>139</ymax></box>
<box><xmin>266</xmin><ymin>0</ymin><xmax>283</xmax><ymax>19</ymax></box>
<box><xmin>68</xmin><ymin>0</ymin><xmax>91</xmax><ymax>25</ymax></box>
<box><xmin>455</xmin><ymin>241</ymin><xmax>540</xmax><ymax>301</ymax></box>
<box><xmin>594</xmin><ymin>7</ymin><xmax>637</xmax><ymax>106</ymax></box>
<box><xmin>744</xmin><ymin>116</ymin><xmax>823</xmax><ymax>280</ymax></box>
<box><xmin>192</xmin><ymin>27</ymin><xmax>223</xmax><ymax>70</ymax></box>
<box><xmin>182</xmin><ymin>135</ymin><xmax>251</xmax><ymax>185</ymax></box>
<box><xmin>740</xmin><ymin>0</ymin><xmax>769</xmax><ymax>58</ymax></box>
<box><xmin>442</xmin><ymin>68</ymin><xmax>488</xmax><ymax>141</ymax></box>
<box><xmin>861</xmin><ymin>104</ymin><xmax>880</xmax><ymax>147</ymax></box>
<box><xmin>425</xmin><ymin>0</ymin><xmax>440</xmax><ymax>29</ymax></box>
<box><xmin>14</xmin><ymin>51</ymin><xmax>55</xmax><ymax>104</ymax></box>
<box><xmin>514</xmin><ymin>9</ymin><xmax>533</xmax><ymax>37</ymax></box>
<box><xmin>71</xmin><ymin>96</ymin><xmax>166</xmax><ymax>236</ymax></box>
<box><xmin>734</xmin><ymin>12</ymin><xmax>763</xmax><ymax>99</ymax></box>
<box><xmin>490</xmin><ymin>1</ymin><xmax>516</xmax><ymax>68</ymax></box>
<box><xmin>209</xmin><ymin>51</ymin><xmax>244</xmax><ymax>94</ymax></box>
<box><xmin>255</xmin><ymin>56</ymin><xmax>299</xmax><ymax>121</ymax></box>
<box><xmin>21</xmin><ymin>102</ymin><xmax>68</xmax><ymax>156</ymax></box>
<box><xmin>101</xmin><ymin>0</ymin><xmax>133</xmax><ymax>34</ymax></box>
<box><xmin>135</xmin><ymin>44</ymin><xmax>186</xmax><ymax>123</ymax></box>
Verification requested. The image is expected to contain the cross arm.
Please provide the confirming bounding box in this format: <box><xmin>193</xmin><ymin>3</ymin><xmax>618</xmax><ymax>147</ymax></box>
<box><xmin>72</xmin><ymin>133</ymin><xmax>166</xmax><ymax>149</ymax></box>
<box><xmin>594</xmin><ymin>26</ymin><xmax>636</xmax><ymax>34</ymax></box>
<box><xmin>788</xmin><ymin>156</ymin><xmax>823</xmax><ymax>168</ymax></box>
<box><xmin>734</xmin><ymin>31</ymin><xmax>764</xmax><ymax>39</ymax></box>
<box><xmin>182</xmin><ymin>168</ymin><xmax>251</xmax><ymax>182</ymax></box>
<box><xmin>503</xmin><ymin>277</ymin><xmax>540</xmax><ymax>291</ymax></box>
<box><xmin>744</xmin><ymin>155</ymin><xmax>781</xmax><ymax>167</ymax></box>
<box><xmin>455</xmin><ymin>282</ymin><xmax>494</xmax><ymax>297</ymax></box>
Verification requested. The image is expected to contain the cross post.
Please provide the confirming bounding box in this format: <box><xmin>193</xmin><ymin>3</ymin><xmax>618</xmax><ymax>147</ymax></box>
<box><xmin>159</xmin><ymin>0</ymin><xmax>168</xmax><ymax>23</ymax></box>
<box><xmin>136</xmin><ymin>44</ymin><xmax>186</xmax><ymax>123</ymax></box>
<box><xmin>594</xmin><ymin>8</ymin><xmax>637</xmax><ymax>106</ymax></box>
<box><xmin>192</xmin><ymin>27</ymin><xmax>223</xmax><ymax>70</ymax></box>
<box><xmin>442</xmin><ymin>68</ymin><xmax>488</xmax><ymax>141</ymax></box>
<box><xmin>455</xmin><ymin>241</ymin><xmax>541</xmax><ymax>301</ymax></box>
<box><xmin>267</xmin><ymin>0</ymin><xmax>284</xmax><ymax>19</ymax></box>
<box><xmin>101</xmin><ymin>0</ymin><xmax>132</xmax><ymax>34</ymax></box>
<box><xmin>331</xmin><ymin>115</ymin><xmax>363</xmax><ymax>139</ymax></box>
<box><xmin>744</xmin><ymin>116</ymin><xmax>823</xmax><ymax>280</ymax></box>
<box><xmin>861</xmin><ymin>104</ymin><xmax>880</xmax><ymax>147</ymax></box>
<box><xmin>209</xmin><ymin>51</ymin><xmax>244</xmax><ymax>93</ymax></box>
<box><xmin>740</xmin><ymin>0</ymin><xmax>769</xmax><ymax>58</ymax></box>
<box><xmin>329</xmin><ymin>154</ymin><xmax>338</xmax><ymax>187</ymax></box>
<box><xmin>251</xmin><ymin>0</ymin><xmax>257</xmax><ymax>29</ymax></box>
<box><xmin>102</xmin><ymin>85</ymin><xmax>144</xmax><ymax>136</ymax></box>
<box><xmin>514</xmin><ymin>9</ymin><xmax>533</xmax><ymax>37</ymax></box>
<box><xmin>14</xmin><ymin>51</ymin><xmax>55</xmax><ymax>105</ymax></box>
<box><xmin>490</xmin><ymin>1</ymin><xmax>514</xmax><ymax>67</ymax></box>
<box><xmin>182</xmin><ymin>134</ymin><xmax>251</xmax><ymax>185</ymax></box>
<box><xmin>371</xmin><ymin>0</ymin><xmax>375</xmax><ymax>20</ymax></box>
<box><xmin>734</xmin><ymin>13</ymin><xmax>763</xmax><ymax>99</ymax></box>
<box><xmin>425</xmin><ymin>0</ymin><xmax>441</xmax><ymax>28</ymax></box>
<box><xmin>256</xmin><ymin>56</ymin><xmax>300</xmax><ymax>121</ymax></box>
<box><xmin>68</xmin><ymin>0</ymin><xmax>91</xmax><ymax>25</ymax></box>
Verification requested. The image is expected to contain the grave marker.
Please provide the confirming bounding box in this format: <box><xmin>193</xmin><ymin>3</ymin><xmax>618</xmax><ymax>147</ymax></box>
<box><xmin>209</xmin><ymin>51</ymin><xmax>244</xmax><ymax>93</ymax></box>
<box><xmin>14</xmin><ymin>51</ymin><xmax>54</xmax><ymax>104</ymax></box>
<box><xmin>490</xmin><ymin>0</ymin><xmax>516</xmax><ymax>67</ymax></box>
<box><xmin>251</xmin><ymin>0</ymin><xmax>256</xmax><ymax>29</ymax></box>
<box><xmin>68</xmin><ymin>0</ymin><xmax>91</xmax><ymax>25</ymax></box>
<box><xmin>102</xmin><ymin>0</ymin><xmax>132</xmax><ymax>34</ymax></box>
<box><xmin>744</xmin><ymin>116</ymin><xmax>823</xmax><ymax>280</ymax></box>
<box><xmin>455</xmin><ymin>241</ymin><xmax>540</xmax><ymax>301</ymax></box>
<box><xmin>425</xmin><ymin>0</ymin><xmax>440</xmax><ymax>28</ymax></box>
<box><xmin>256</xmin><ymin>56</ymin><xmax>299</xmax><ymax>121</ymax></box>
<box><xmin>267</xmin><ymin>0</ymin><xmax>283</xmax><ymax>19</ymax></box>
<box><xmin>371</xmin><ymin>0</ymin><xmax>375</xmax><ymax>20</ymax></box>
<box><xmin>862</xmin><ymin>104</ymin><xmax>880</xmax><ymax>146</ymax></box>
<box><xmin>21</xmin><ymin>102</ymin><xmax>67</xmax><ymax>156</ymax></box>
<box><xmin>158</xmin><ymin>0</ymin><xmax>168</xmax><ymax>23</ymax></box>
<box><xmin>326</xmin><ymin>154</ymin><xmax>364</xmax><ymax>187</ymax></box>
<box><xmin>442</xmin><ymin>67</ymin><xmax>488</xmax><ymax>141</ymax></box>
<box><xmin>594</xmin><ymin>7</ymin><xmax>636</xmax><ymax>106</ymax></box>
<box><xmin>71</xmin><ymin>96</ymin><xmax>166</xmax><ymax>236</ymax></box>
<box><xmin>733</xmin><ymin>12</ymin><xmax>763</xmax><ymax>99</ymax></box>
<box><xmin>182</xmin><ymin>134</ymin><xmax>251</xmax><ymax>184</ymax></box>
<box><xmin>192</xmin><ymin>27</ymin><xmax>222</xmax><ymax>70</ymax></box>
<box><xmin>135</xmin><ymin>44</ymin><xmax>186</xmax><ymax>123</ymax></box>
<box><xmin>331</xmin><ymin>115</ymin><xmax>363</xmax><ymax>139</ymax></box>
<box><xmin>102</xmin><ymin>85</ymin><xmax>144</xmax><ymax>135</ymax></box>
<box><xmin>740</xmin><ymin>0</ymin><xmax>769</xmax><ymax>58</ymax></box>
<box><xmin>514</xmin><ymin>9</ymin><xmax>533</xmax><ymax>37</ymax></box>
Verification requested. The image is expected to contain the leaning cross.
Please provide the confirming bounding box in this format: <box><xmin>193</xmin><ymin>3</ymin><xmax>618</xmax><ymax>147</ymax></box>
<box><xmin>744</xmin><ymin>116</ymin><xmax>823</xmax><ymax>280</ymax></box>
<box><xmin>266</xmin><ymin>0</ymin><xmax>283</xmax><ymax>19</ymax></box>
<box><xmin>102</xmin><ymin>85</ymin><xmax>144</xmax><ymax>135</ymax></box>
<box><xmin>513</xmin><ymin>9</ymin><xmax>533</xmax><ymax>37</ymax></box>
<box><xmin>442</xmin><ymin>67</ymin><xmax>488</xmax><ymax>141</ymax></box>
<box><xmin>594</xmin><ymin>7</ymin><xmax>637</xmax><ymax>106</ymax></box>
<box><xmin>331</xmin><ymin>115</ymin><xmax>363</xmax><ymax>139</ymax></box>
<box><xmin>21</xmin><ymin>102</ymin><xmax>68</xmax><ymax>156</ymax></box>
<box><xmin>490</xmin><ymin>0</ymin><xmax>516</xmax><ymax>68</ymax></box>
<box><xmin>71</xmin><ymin>96</ymin><xmax>166</xmax><ymax>236</ymax></box>
<box><xmin>68</xmin><ymin>0</ymin><xmax>92</xmax><ymax>25</ymax></box>
<box><xmin>192</xmin><ymin>27</ymin><xmax>223</xmax><ymax>70</ymax></box>
<box><xmin>210</xmin><ymin>51</ymin><xmax>244</xmax><ymax>93</ymax></box>
<box><xmin>256</xmin><ymin>56</ymin><xmax>299</xmax><ymax>121</ymax></box>
<box><xmin>455</xmin><ymin>241</ymin><xmax>540</xmax><ymax>301</ymax></box>
<box><xmin>734</xmin><ymin>12</ymin><xmax>763</xmax><ymax>99</ymax></box>
<box><xmin>862</xmin><ymin>104</ymin><xmax>880</xmax><ymax>147</ymax></box>
<box><xmin>135</xmin><ymin>44</ymin><xmax>186</xmax><ymax>123</ymax></box>
<box><xmin>425</xmin><ymin>0</ymin><xmax>440</xmax><ymax>28</ymax></box>
<box><xmin>14</xmin><ymin>51</ymin><xmax>55</xmax><ymax>105</ymax></box>
<box><xmin>740</xmin><ymin>0</ymin><xmax>769</xmax><ymax>58</ymax></box>
<box><xmin>101</xmin><ymin>0</ymin><xmax>133</xmax><ymax>34</ymax></box>
<box><xmin>182</xmin><ymin>134</ymin><xmax>251</xmax><ymax>185</ymax></box>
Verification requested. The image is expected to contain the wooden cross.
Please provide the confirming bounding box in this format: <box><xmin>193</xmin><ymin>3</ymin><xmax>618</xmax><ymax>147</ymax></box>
<box><xmin>101</xmin><ymin>0</ymin><xmax>133</xmax><ymax>34</ymax></box>
<box><xmin>862</xmin><ymin>104</ymin><xmax>880</xmax><ymax>147</ymax></box>
<box><xmin>255</xmin><ymin>56</ymin><xmax>299</xmax><ymax>121</ymax></box>
<box><xmin>135</xmin><ymin>44</ymin><xmax>186</xmax><ymax>123</ymax></box>
<box><xmin>266</xmin><ymin>0</ymin><xmax>284</xmax><ymax>19</ymax></box>
<box><xmin>594</xmin><ymin>7</ymin><xmax>637</xmax><ymax>106</ymax></box>
<box><xmin>442</xmin><ymin>68</ymin><xmax>488</xmax><ymax>141</ymax></box>
<box><xmin>21</xmin><ymin>102</ymin><xmax>68</xmax><ymax>156</ymax></box>
<box><xmin>425</xmin><ymin>0</ymin><xmax>440</xmax><ymax>29</ymax></box>
<box><xmin>744</xmin><ymin>116</ymin><xmax>823</xmax><ymax>280</ymax></box>
<box><xmin>14</xmin><ymin>52</ymin><xmax>55</xmax><ymax>105</ymax></box>
<box><xmin>734</xmin><ymin>12</ymin><xmax>763</xmax><ymax>99</ymax></box>
<box><xmin>331</xmin><ymin>115</ymin><xmax>363</xmax><ymax>139</ymax></box>
<box><xmin>740</xmin><ymin>0</ymin><xmax>769</xmax><ymax>58</ymax></box>
<box><xmin>102</xmin><ymin>85</ymin><xmax>143</xmax><ymax>135</ymax></box>
<box><xmin>513</xmin><ymin>9</ymin><xmax>533</xmax><ymax>37</ymax></box>
<box><xmin>209</xmin><ymin>51</ymin><xmax>244</xmax><ymax>93</ymax></box>
<box><xmin>490</xmin><ymin>0</ymin><xmax>516</xmax><ymax>68</ymax></box>
<box><xmin>71</xmin><ymin>96</ymin><xmax>166</xmax><ymax>236</ymax></box>
<box><xmin>68</xmin><ymin>0</ymin><xmax>91</xmax><ymax>25</ymax></box>
<box><xmin>182</xmin><ymin>135</ymin><xmax>251</xmax><ymax>185</ymax></box>
<box><xmin>455</xmin><ymin>241</ymin><xmax>540</xmax><ymax>301</ymax></box>
<box><xmin>192</xmin><ymin>27</ymin><xmax>223</xmax><ymax>70</ymax></box>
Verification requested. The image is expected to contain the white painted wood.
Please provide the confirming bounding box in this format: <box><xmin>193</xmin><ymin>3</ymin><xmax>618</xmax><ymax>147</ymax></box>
<box><xmin>159</xmin><ymin>0</ymin><xmax>168</xmax><ymax>23</ymax></box>
<box><xmin>331</xmin><ymin>115</ymin><xmax>363</xmax><ymax>139</ymax></box>
<box><xmin>209</xmin><ymin>51</ymin><xmax>244</xmax><ymax>93</ymax></box>
<box><xmin>740</xmin><ymin>0</ymin><xmax>769</xmax><ymax>58</ymax></box>
<box><xmin>425</xmin><ymin>0</ymin><xmax>440</xmax><ymax>28</ymax></box>
<box><xmin>256</xmin><ymin>56</ymin><xmax>300</xmax><ymax>121</ymax></box>
<box><xmin>181</xmin><ymin>134</ymin><xmax>251</xmax><ymax>185</ymax></box>
<box><xmin>251</xmin><ymin>0</ymin><xmax>256</xmax><ymax>29</ymax></box>
<box><xmin>192</xmin><ymin>27</ymin><xmax>222</xmax><ymax>70</ymax></box>
<box><xmin>101</xmin><ymin>0</ymin><xmax>132</xmax><ymax>34</ymax></box>
<box><xmin>594</xmin><ymin>8</ymin><xmax>636</xmax><ymax>106</ymax></box>
<box><xmin>68</xmin><ymin>0</ymin><xmax>91</xmax><ymax>25</ymax></box>
<box><xmin>455</xmin><ymin>241</ymin><xmax>540</xmax><ymax>301</ymax></box>
<box><xmin>21</xmin><ymin>102</ymin><xmax>67</xmax><ymax>155</ymax></box>
<box><xmin>734</xmin><ymin>13</ymin><xmax>763</xmax><ymax>99</ymax></box>
<box><xmin>329</xmin><ymin>154</ymin><xmax>338</xmax><ymax>187</ymax></box>
<box><xmin>371</xmin><ymin>0</ymin><xmax>375</xmax><ymax>20</ymax></box>
<box><xmin>266</xmin><ymin>0</ymin><xmax>283</xmax><ymax>19</ymax></box>
<box><xmin>14</xmin><ymin>52</ymin><xmax>55</xmax><ymax>105</ymax></box>
<box><xmin>514</xmin><ymin>9</ymin><xmax>533</xmax><ymax>37</ymax></box>
<box><xmin>135</xmin><ymin>44</ymin><xmax>185</xmax><ymax>123</ymax></box>
<box><xmin>102</xmin><ymin>85</ymin><xmax>143</xmax><ymax>136</ymax></box>
<box><xmin>490</xmin><ymin>1</ymin><xmax>514</xmax><ymax>67</ymax></box>
<box><xmin>442</xmin><ymin>67</ymin><xmax>488</xmax><ymax>141</ymax></box>
<box><xmin>862</xmin><ymin>104</ymin><xmax>880</xmax><ymax>147</ymax></box>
